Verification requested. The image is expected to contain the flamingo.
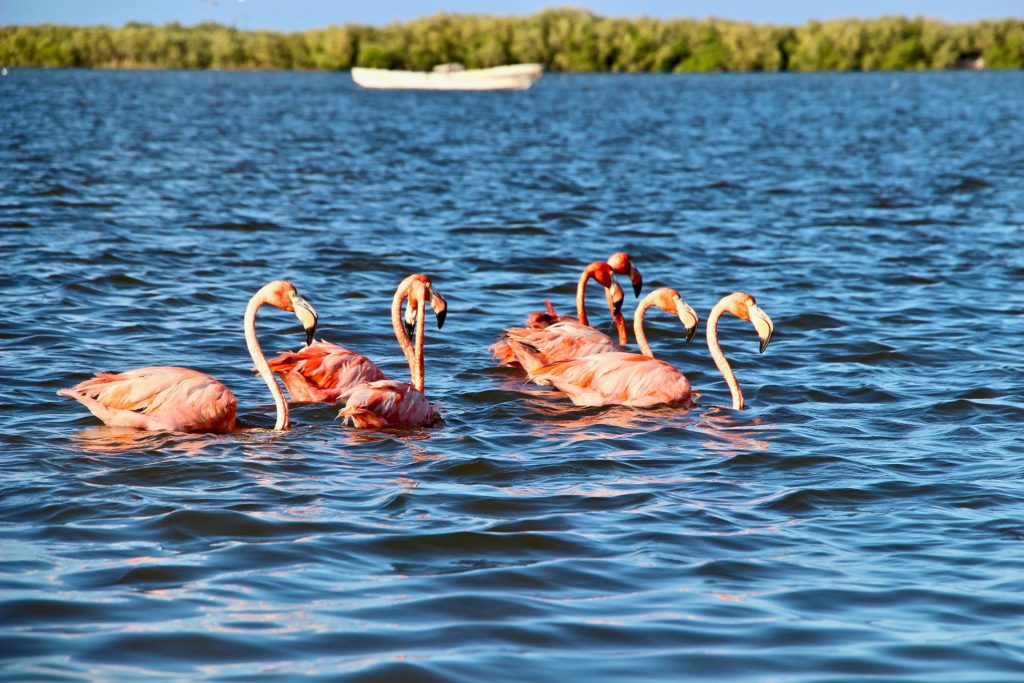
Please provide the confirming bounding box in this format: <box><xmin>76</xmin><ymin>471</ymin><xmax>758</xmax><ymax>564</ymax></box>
<box><xmin>491</xmin><ymin>260</ymin><xmax>627</xmax><ymax>369</ymax></box>
<box><xmin>339</xmin><ymin>274</ymin><xmax>447</xmax><ymax>428</ymax></box>
<box><xmin>524</xmin><ymin>287</ymin><xmax>700</xmax><ymax>408</ymax></box>
<box><xmin>706</xmin><ymin>291</ymin><xmax>775</xmax><ymax>410</ymax></box>
<box><xmin>57</xmin><ymin>280</ymin><xmax>318</xmax><ymax>433</ymax></box>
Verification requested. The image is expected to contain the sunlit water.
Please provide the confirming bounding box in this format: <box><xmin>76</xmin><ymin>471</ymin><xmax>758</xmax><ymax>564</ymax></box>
<box><xmin>2</xmin><ymin>69</ymin><xmax>1024</xmax><ymax>681</ymax></box>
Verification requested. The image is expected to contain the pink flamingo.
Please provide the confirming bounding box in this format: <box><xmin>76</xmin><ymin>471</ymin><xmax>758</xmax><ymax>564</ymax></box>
<box><xmin>339</xmin><ymin>274</ymin><xmax>447</xmax><ymax>428</ymax></box>
<box><xmin>524</xmin><ymin>287</ymin><xmax>700</xmax><ymax>408</ymax></box>
<box><xmin>705</xmin><ymin>292</ymin><xmax>775</xmax><ymax>410</ymax></box>
<box><xmin>57</xmin><ymin>280</ymin><xmax>318</xmax><ymax>433</ymax></box>
<box><xmin>491</xmin><ymin>261</ymin><xmax>627</xmax><ymax>369</ymax></box>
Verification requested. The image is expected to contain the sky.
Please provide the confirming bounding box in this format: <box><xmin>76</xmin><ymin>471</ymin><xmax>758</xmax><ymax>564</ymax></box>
<box><xmin>1</xmin><ymin>0</ymin><xmax>1021</xmax><ymax>29</ymax></box>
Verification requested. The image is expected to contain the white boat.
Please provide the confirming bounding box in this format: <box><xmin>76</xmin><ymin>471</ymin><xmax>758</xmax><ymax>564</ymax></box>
<box><xmin>351</xmin><ymin>63</ymin><xmax>543</xmax><ymax>91</ymax></box>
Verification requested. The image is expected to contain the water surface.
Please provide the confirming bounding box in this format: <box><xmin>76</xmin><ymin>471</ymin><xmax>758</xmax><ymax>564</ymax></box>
<box><xmin>2</xmin><ymin>69</ymin><xmax>1024</xmax><ymax>681</ymax></box>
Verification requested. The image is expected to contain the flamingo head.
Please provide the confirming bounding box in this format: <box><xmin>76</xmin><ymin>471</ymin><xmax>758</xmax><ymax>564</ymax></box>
<box><xmin>648</xmin><ymin>288</ymin><xmax>700</xmax><ymax>344</ymax></box>
<box><xmin>589</xmin><ymin>262</ymin><xmax>624</xmax><ymax>316</ymax></box>
<box><xmin>260</xmin><ymin>280</ymin><xmax>319</xmax><ymax>346</ymax></box>
<box><xmin>588</xmin><ymin>262</ymin><xmax>616</xmax><ymax>289</ymax></box>
<box><xmin>605</xmin><ymin>280</ymin><xmax>628</xmax><ymax>344</ymax></box>
<box><xmin>607</xmin><ymin>252</ymin><xmax>643</xmax><ymax>297</ymax></box>
<box><xmin>402</xmin><ymin>274</ymin><xmax>447</xmax><ymax>340</ymax></box>
<box><xmin>726</xmin><ymin>292</ymin><xmax>774</xmax><ymax>354</ymax></box>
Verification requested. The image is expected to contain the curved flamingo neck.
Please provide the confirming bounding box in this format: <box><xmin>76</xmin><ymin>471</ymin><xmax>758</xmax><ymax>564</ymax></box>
<box><xmin>575</xmin><ymin>267</ymin><xmax>595</xmax><ymax>326</ymax></box>
<box><xmin>245</xmin><ymin>292</ymin><xmax>290</xmax><ymax>430</ymax></box>
<box><xmin>606</xmin><ymin>288</ymin><xmax>628</xmax><ymax>345</ymax></box>
<box><xmin>633</xmin><ymin>298</ymin><xmax>656</xmax><ymax>358</ymax></box>
<box><xmin>412</xmin><ymin>294</ymin><xmax>426</xmax><ymax>393</ymax></box>
<box><xmin>707</xmin><ymin>298</ymin><xmax>744</xmax><ymax>410</ymax></box>
<box><xmin>390</xmin><ymin>278</ymin><xmax>417</xmax><ymax>377</ymax></box>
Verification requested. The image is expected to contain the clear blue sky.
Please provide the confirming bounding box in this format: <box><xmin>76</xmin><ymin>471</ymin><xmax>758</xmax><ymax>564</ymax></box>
<box><xmin>1</xmin><ymin>0</ymin><xmax>1020</xmax><ymax>29</ymax></box>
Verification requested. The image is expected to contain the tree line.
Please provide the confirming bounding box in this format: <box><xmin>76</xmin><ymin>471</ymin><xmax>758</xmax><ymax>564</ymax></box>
<box><xmin>2</xmin><ymin>9</ymin><xmax>1022</xmax><ymax>72</ymax></box>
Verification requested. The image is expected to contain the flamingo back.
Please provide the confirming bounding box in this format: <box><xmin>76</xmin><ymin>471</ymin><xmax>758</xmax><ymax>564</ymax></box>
<box><xmin>528</xmin><ymin>352</ymin><xmax>694</xmax><ymax>408</ymax></box>
<box><xmin>339</xmin><ymin>379</ymin><xmax>438</xmax><ymax>428</ymax></box>
<box><xmin>266</xmin><ymin>341</ymin><xmax>386</xmax><ymax>403</ymax></box>
<box><xmin>500</xmin><ymin>321</ymin><xmax>621</xmax><ymax>371</ymax></box>
<box><xmin>57</xmin><ymin>366</ymin><xmax>237</xmax><ymax>433</ymax></box>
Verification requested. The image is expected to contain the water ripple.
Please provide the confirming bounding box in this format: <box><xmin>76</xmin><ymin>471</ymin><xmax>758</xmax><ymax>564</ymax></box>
<box><xmin>1</xmin><ymin>69</ymin><xmax>1023</xmax><ymax>681</ymax></box>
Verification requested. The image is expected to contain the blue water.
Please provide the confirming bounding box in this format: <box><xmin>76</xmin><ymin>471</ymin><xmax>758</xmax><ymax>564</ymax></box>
<box><xmin>2</xmin><ymin>68</ymin><xmax>1024</xmax><ymax>681</ymax></box>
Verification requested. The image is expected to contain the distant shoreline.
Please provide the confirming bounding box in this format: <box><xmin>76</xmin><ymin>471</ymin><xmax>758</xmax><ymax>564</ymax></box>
<box><xmin>2</xmin><ymin>11</ymin><xmax>1021</xmax><ymax>72</ymax></box>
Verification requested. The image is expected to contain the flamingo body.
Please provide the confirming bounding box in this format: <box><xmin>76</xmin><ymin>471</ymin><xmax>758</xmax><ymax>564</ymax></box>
<box><xmin>340</xmin><ymin>380</ymin><xmax>438</xmax><ymax>428</ymax></box>
<box><xmin>500</xmin><ymin>321</ymin><xmax>622</xmax><ymax>372</ymax></box>
<box><xmin>490</xmin><ymin>300</ymin><xmax>582</xmax><ymax>367</ymax></box>
<box><xmin>267</xmin><ymin>340</ymin><xmax>386</xmax><ymax>403</ymax></box>
<box><xmin>57</xmin><ymin>366</ymin><xmax>238</xmax><ymax>433</ymax></box>
<box><xmin>527</xmin><ymin>352</ymin><xmax>695</xmax><ymax>408</ymax></box>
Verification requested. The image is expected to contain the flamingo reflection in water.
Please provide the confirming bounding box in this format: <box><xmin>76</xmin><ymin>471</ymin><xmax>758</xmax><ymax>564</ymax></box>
<box><xmin>68</xmin><ymin>426</ymin><xmax>227</xmax><ymax>456</ymax></box>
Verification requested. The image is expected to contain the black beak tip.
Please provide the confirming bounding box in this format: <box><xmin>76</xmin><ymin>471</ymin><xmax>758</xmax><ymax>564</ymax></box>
<box><xmin>685</xmin><ymin>326</ymin><xmax>697</xmax><ymax>344</ymax></box>
<box><xmin>633</xmin><ymin>281</ymin><xmax>642</xmax><ymax>298</ymax></box>
<box><xmin>613</xmin><ymin>299</ymin><xmax>623</xmax><ymax>317</ymax></box>
<box><xmin>305</xmin><ymin>327</ymin><xmax>315</xmax><ymax>347</ymax></box>
<box><xmin>759</xmin><ymin>337</ymin><xmax>770</xmax><ymax>354</ymax></box>
<box><xmin>436</xmin><ymin>309</ymin><xmax>447</xmax><ymax>330</ymax></box>
<box><xmin>405</xmin><ymin>322</ymin><xmax>416</xmax><ymax>340</ymax></box>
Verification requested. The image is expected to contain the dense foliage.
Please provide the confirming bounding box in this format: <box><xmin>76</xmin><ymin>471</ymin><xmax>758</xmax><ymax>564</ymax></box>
<box><xmin>2</xmin><ymin>9</ymin><xmax>1022</xmax><ymax>71</ymax></box>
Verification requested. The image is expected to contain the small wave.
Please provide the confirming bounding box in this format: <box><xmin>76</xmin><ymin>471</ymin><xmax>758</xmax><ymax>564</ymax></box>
<box><xmin>52</xmin><ymin>200</ymin><xmax>119</xmax><ymax>209</ymax></box>
<box><xmin>32</xmin><ymin>184</ymin><xmax>78</xmax><ymax>197</ymax></box>
<box><xmin>190</xmin><ymin>220</ymin><xmax>281</xmax><ymax>231</ymax></box>
<box><xmin>138</xmin><ymin>508</ymin><xmax>325</xmax><ymax>541</ymax></box>
<box><xmin>538</xmin><ymin>211</ymin><xmax>588</xmax><ymax>226</ymax></box>
<box><xmin>762</xmin><ymin>481</ymin><xmax>943</xmax><ymax>513</ymax></box>
<box><xmin>449</xmin><ymin>224</ymin><xmax>548</xmax><ymax>235</ymax></box>
<box><xmin>949</xmin><ymin>176</ymin><xmax>990</xmax><ymax>193</ymax></box>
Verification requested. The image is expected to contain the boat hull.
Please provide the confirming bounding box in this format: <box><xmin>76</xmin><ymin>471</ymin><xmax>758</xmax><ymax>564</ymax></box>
<box><xmin>351</xmin><ymin>64</ymin><xmax>543</xmax><ymax>91</ymax></box>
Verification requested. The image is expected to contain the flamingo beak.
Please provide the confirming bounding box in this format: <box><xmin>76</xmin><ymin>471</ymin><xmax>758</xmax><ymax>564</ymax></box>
<box><xmin>430</xmin><ymin>290</ymin><xmax>447</xmax><ymax>330</ymax></box>
<box><xmin>608</xmin><ymin>280</ymin><xmax>624</xmax><ymax>318</ymax></box>
<box><xmin>749</xmin><ymin>303</ymin><xmax>774</xmax><ymax>354</ymax></box>
<box><xmin>404</xmin><ymin>298</ymin><xmax>417</xmax><ymax>340</ymax></box>
<box><xmin>292</xmin><ymin>296</ymin><xmax>318</xmax><ymax>347</ymax></box>
<box><xmin>675</xmin><ymin>298</ymin><xmax>699</xmax><ymax>344</ymax></box>
<box><xmin>629</xmin><ymin>265</ymin><xmax>643</xmax><ymax>298</ymax></box>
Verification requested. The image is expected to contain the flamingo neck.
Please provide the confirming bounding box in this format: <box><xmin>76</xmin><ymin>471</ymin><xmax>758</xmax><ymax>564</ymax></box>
<box><xmin>634</xmin><ymin>298</ymin><xmax>655</xmax><ymax>357</ymax></box>
<box><xmin>575</xmin><ymin>268</ymin><xmax>593</xmax><ymax>326</ymax></box>
<box><xmin>412</xmin><ymin>295</ymin><xmax>426</xmax><ymax>393</ymax></box>
<box><xmin>608</xmin><ymin>288</ymin><xmax>628</xmax><ymax>345</ymax></box>
<box><xmin>245</xmin><ymin>293</ymin><xmax>290</xmax><ymax>430</ymax></box>
<box><xmin>707</xmin><ymin>299</ymin><xmax>744</xmax><ymax>410</ymax></box>
<box><xmin>390</xmin><ymin>279</ymin><xmax>417</xmax><ymax>376</ymax></box>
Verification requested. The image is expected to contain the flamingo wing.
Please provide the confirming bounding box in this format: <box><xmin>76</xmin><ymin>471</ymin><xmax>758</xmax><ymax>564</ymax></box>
<box><xmin>57</xmin><ymin>366</ymin><xmax>237</xmax><ymax>433</ymax></box>
<box><xmin>267</xmin><ymin>340</ymin><xmax>386</xmax><ymax>403</ymax></box>
<box><xmin>339</xmin><ymin>380</ymin><xmax>438</xmax><ymax>428</ymax></box>
<box><xmin>528</xmin><ymin>352</ymin><xmax>694</xmax><ymax>408</ymax></box>
<box><xmin>499</xmin><ymin>321</ymin><xmax>620</xmax><ymax>372</ymax></box>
